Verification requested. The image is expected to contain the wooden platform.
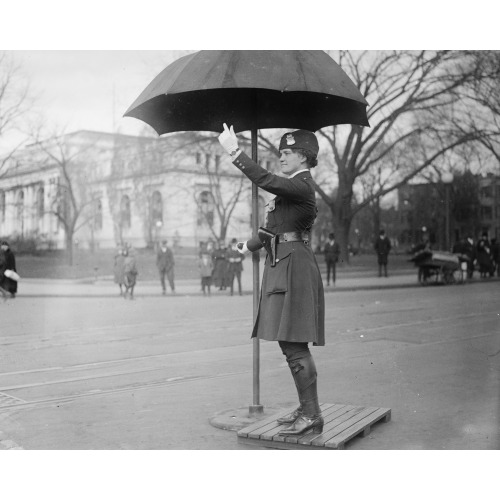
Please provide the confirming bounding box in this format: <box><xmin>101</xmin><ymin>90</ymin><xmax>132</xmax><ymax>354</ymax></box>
<box><xmin>237</xmin><ymin>403</ymin><xmax>391</xmax><ymax>450</ymax></box>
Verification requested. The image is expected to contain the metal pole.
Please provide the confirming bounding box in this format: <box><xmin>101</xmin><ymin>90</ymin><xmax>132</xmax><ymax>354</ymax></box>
<box><xmin>249</xmin><ymin>127</ymin><xmax>263</xmax><ymax>415</ymax></box>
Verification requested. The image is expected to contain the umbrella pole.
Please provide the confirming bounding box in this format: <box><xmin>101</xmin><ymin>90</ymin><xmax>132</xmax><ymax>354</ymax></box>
<box><xmin>249</xmin><ymin>127</ymin><xmax>263</xmax><ymax>415</ymax></box>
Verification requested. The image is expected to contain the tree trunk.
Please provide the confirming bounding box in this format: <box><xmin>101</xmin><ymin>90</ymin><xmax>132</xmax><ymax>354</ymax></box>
<box><xmin>372</xmin><ymin>199</ymin><xmax>381</xmax><ymax>238</ymax></box>
<box><xmin>331</xmin><ymin>206</ymin><xmax>352</xmax><ymax>265</ymax></box>
<box><xmin>65</xmin><ymin>232</ymin><xmax>74</xmax><ymax>266</ymax></box>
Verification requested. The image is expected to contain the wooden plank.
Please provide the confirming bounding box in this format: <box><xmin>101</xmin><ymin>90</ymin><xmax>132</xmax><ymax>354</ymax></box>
<box><xmin>309</xmin><ymin>407</ymin><xmax>381</xmax><ymax>448</ymax></box>
<box><xmin>256</xmin><ymin>403</ymin><xmax>340</xmax><ymax>441</ymax></box>
<box><xmin>324</xmin><ymin>407</ymin><xmax>391</xmax><ymax>449</ymax></box>
<box><xmin>238</xmin><ymin>435</ymin><xmax>332</xmax><ymax>450</ymax></box>
<box><xmin>236</xmin><ymin>407</ymin><xmax>294</xmax><ymax>438</ymax></box>
<box><xmin>296</xmin><ymin>406</ymin><xmax>365</xmax><ymax>446</ymax></box>
<box><xmin>237</xmin><ymin>402</ymin><xmax>392</xmax><ymax>450</ymax></box>
<box><xmin>238</xmin><ymin>403</ymin><xmax>336</xmax><ymax>439</ymax></box>
<box><xmin>279</xmin><ymin>405</ymin><xmax>361</xmax><ymax>446</ymax></box>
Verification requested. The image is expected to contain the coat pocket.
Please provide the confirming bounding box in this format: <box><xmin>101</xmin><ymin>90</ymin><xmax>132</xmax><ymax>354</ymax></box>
<box><xmin>264</xmin><ymin>253</ymin><xmax>291</xmax><ymax>294</ymax></box>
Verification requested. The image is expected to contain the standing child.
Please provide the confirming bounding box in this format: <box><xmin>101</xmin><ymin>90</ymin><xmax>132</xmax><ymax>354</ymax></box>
<box><xmin>199</xmin><ymin>251</ymin><xmax>214</xmax><ymax>296</ymax></box>
<box><xmin>123</xmin><ymin>246</ymin><xmax>138</xmax><ymax>299</ymax></box>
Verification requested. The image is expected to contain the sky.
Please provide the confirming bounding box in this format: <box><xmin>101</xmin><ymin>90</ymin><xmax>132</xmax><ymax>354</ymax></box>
<box><xmin>6</xmin><ymin>50</ymin><xmax>189</xmax><ymax>145</ymax></box>
<box><xmin>2</xmin><ymin>1</ymin><xmax>496</xmax><ymax>154</ymax></box>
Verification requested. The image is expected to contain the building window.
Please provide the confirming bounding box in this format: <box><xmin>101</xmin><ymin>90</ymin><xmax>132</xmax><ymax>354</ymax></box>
<box><xmin>481</xmin><ymin>206</ymin><xmax>492</xmax><ymax>219</ymax></box>
<box><xmin>151</xmin><ymin>190</ymin><xmax>163</xmax><ymax>224</ymax></box>
<box><xmin>480</xmin><ymin>186</ymin><xmax>492</xmax><ymax>198</ymax></box>
<box><xmin>120</xmin><ymin>194</ymin><xmax>131</xmax><ymax>229</ymax></box>
<box><xmin>36</xmin><ymin>186</ymin><xmax>44</xmax><ymax>219</ymax></box>
<box><xmin>0</xmin><ymin>191</ymin><xmax>5</xmax><ymax>223</ymax></box>
<box><xmin>198</xmin><ymin>190</ymin><xmax>215</xmax><ymax>226</ymax></box>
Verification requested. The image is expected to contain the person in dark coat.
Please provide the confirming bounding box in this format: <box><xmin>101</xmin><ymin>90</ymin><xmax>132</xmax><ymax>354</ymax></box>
<box><xmin>323</xmin><ymin>232</ymin><xmax>340</xmax><ymax>286</ymax></box>
<box><xmin>157</xmin><ymin>240</ymin><xmax>175</xmax><ymax>295</ymax></box>
<box><xmin>211</xmin><ymin>241</ymin><xmax>228</xmax><ymax>290</ymax></box>
<box><xmin>476</xmin><ymin>232</ymin><xmax>493</xmax><ymax>278</ymax></box>
<box><xmin>219</xmin><ymin>125</ymin><xmax>325</xmax><ymax>436</ymax></box>
<box><xmin>0</xmin><ymin>240</ymin><xmax>18</xmax><ymax>298</ymax></box>
<box><xmin>374</xmin><ymin>229</ymin><xmax>391</xmax><ymax>277</ymax></box>
<box><xmin>491</xmin><ymin>238</ymin><xmax>500</xmax><ymax>277</ymax></box>
<box><xmin>226</xmin><ymin>238</ymin><xmax>244</xmax><ymax>296</ymax></box>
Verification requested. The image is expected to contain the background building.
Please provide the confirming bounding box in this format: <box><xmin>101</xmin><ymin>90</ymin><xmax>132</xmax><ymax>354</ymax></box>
<box><xmin>0</xmin><ymin>130</ymin><xmax>277</xmax><ymax>252</ymax></box>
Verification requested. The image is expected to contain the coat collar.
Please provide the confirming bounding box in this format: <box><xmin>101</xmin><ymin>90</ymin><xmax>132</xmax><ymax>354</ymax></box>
<box><xmin>288</xmin><ymin>168</ymin><xmax>311</xmax><ymax>179</ymax></box>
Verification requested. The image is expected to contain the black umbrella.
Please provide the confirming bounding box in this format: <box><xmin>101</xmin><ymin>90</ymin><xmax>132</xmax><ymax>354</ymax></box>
<box><xmin>125</xmin><ymin>50</ymin><xmax>368</xmax><ymax>133</ymax></box>
<box><xmin>124</xmin><ymin>50</ymin><xmax>369</xmax><ymax>416</ymax></box>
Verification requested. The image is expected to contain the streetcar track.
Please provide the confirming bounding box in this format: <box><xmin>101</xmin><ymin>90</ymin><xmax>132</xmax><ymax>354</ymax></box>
<box><xmin>1</xmin><ymin>310</ymin><xmax>497</xmax><ymax>380</ymax></box>
<box><xmin>0</xmin><ymin>369</ymin><xmax>250</xmax><ymax>411</ymax></box>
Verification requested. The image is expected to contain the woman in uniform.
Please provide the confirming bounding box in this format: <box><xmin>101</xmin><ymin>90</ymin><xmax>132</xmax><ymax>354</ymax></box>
<box><xmin>218</xmin><ymin>124</ymin><xmax>325</xmax><ymax>436</ymax></box>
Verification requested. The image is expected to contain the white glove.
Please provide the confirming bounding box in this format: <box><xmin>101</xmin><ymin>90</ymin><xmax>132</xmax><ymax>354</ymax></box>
<box><xmin>236</xmin><ymin>241</ymin><xmax>249</xmax><ymax>255</ymax></box>
<box><xmin>218</xmin><ymin>123</ymin><xmax>239</xmax><ymax>155</ymax></box>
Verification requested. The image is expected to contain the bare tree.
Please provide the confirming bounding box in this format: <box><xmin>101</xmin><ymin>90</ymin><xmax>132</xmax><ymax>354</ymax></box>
<box><xmin>314</xmin><ymin>50</ymin><xmax>497</xmax><ymax>261</ymax></box>
<box><xmin>0</xmin><ymin>52</ymin><xmax>31</xmax><ymax>177</ymax></box>
<box><xmin>193</xmin><ymin>141</ymin><xmax>248</xmax><ymax>242</ymax></box>
<box><xmin>30</xmin><ymin>131</ymin><xmax>102</xmax><ymax>265</ymax></box>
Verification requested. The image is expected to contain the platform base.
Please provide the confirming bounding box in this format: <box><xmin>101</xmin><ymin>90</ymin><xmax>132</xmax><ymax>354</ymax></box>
<box><xmin>237</xmin><ymin>403</ymin><xmax>391</xmax><ymax>449</ymax></box>
<box><xmin>209</xmin><ymin>406</ymin><xmax>282</xmax><ymax>431</ymax></box>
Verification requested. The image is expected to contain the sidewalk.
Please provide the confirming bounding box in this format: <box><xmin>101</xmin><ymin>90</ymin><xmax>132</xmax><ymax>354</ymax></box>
<box><xmin>16</xmin><ymin>267</ymin><xmax>426</xmax><ymax>298</ymax></box>
<box><xmin>15</xmin><ymin>266</ymin><xmax>498</xmax><ymax>298</ymax></box>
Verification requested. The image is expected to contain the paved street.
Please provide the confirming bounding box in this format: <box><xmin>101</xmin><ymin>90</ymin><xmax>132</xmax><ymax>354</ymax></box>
<box><xmin>0</xmin><ymin>275</ymin><xmax>499</xmax><ymax>450</ymax></box>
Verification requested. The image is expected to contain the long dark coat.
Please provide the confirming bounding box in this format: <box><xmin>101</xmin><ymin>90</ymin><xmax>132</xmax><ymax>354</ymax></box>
<box><xmin>324</xmin><ymin>240</ymin><xmax>340</xmax><ymax>263</ymax></box>
<box><xmin>374</xmin><ymin>236</ymin><xmax>391</xmax><ymax>265</ymax></box>
<box><xmin>211</xmin><ymin>248</ymin><xmax>228</xmax><ymax>287</ymax></box>
<box><xmin>232</xmin><ymin>152</ymin><xmax>325</xmax><ymax>346</ymax></box>
<box><xmin>0</xmin><ymin>248</ymin><xmax>18</xmax><ymax>295</ymax></box>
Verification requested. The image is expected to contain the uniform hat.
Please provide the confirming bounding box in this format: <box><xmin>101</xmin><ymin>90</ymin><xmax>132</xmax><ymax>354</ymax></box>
<box><xmin>279</xmin><ymin>130</ymin><xmax>319</xmax><ymax>157</ymax></box>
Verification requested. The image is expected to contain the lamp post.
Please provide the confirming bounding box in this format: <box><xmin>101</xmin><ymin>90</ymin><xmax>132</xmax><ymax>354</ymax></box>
<box><xmin>155</xmin><ymin>220</ymin><xmax>163</xmax><ymax>251</ymax></box>
<box><xmin>442</xmin><ymin>172</ymin><xmax>454</xmax><ymax>251</ymax></box>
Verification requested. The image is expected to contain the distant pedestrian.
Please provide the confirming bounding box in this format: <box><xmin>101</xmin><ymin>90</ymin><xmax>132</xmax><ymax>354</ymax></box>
<box><xmin>462</xmin><ymin>236</ymin><xmax>476</xmax><ymax>279</ymax></box>
<box><xmin>123</xmin><ymin>246</ymin><xmax>138</xmax><ymax>299</ymax></box>
<box><xmin>113</xmin><ymin>245</ymin><xmax>126</xmax><ymax>295</ymax></box>
<box><xmin>476</xmin><ymin>232</ymin><xmax>493</xmax><ymax>278</ymax></box>
<box><xmin>0</xmin><ymin>240</ymin><xmax>18</xmax><ymax>298</ymax></box>
<box><xmin>374</xmin><ymin>229</ymin><xmax>391</xmax><ymax>277</ymax></box>
<box><xmin>199</xmin><ymin>251</ymin><xmax>214</xmax><ymax>296</ymax></box>
<box><xmin>211</xmin><ymin>240</ymin><xmax>228</xmax><ymax>290</ymax></box>
<box><xmin>157</xmin><ymin>240</ymin><xmax>175</xmax><ymax>295</ymax></box>
<box><xmin>412</xmin><ymin>233</ymin><xmax>432</xmax><ymax>283</ymax></box>
<box><xmin>226</xmin><ymin>238</ymin><xmax>244</xmax><ymax>296</ymax></box>
<box><xmin>323</xmin><ymin>232</ymin><xmax>340</xmax><ymax>286</ymax></box>
<box><xmin>491</xmin><ymin>238</ymin><xmax>500</xmax><ymax>277</ymax></box>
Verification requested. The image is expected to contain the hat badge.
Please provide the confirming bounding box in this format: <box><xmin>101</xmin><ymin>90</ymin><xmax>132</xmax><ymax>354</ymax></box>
<box><xmin>286</xmin><ymin>133</ymin><xmax>295</xmax><ymax>145</ymax></box>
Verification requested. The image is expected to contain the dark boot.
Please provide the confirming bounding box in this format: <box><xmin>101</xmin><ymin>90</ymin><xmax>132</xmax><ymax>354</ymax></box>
<box><xmin>278</xmin><ymin>348</ymin><xmax>322</xmax><ymax>435</ymax></box>
<box><xmin>277</xmin><ymin>406</ymin><xmax>303</xmax><ymax>425</ymax></box>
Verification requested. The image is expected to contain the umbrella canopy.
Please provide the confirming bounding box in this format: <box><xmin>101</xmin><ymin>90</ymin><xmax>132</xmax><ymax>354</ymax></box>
<box><xmin>124</xmin><ymin>50</ymin><xmax>369</xmax><ymax>134</ymax></box>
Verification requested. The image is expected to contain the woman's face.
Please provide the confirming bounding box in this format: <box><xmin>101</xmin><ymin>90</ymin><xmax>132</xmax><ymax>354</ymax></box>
<box><xmin>279</xmin><ymin>149</ymin><xmax>306</xmax><ymax>176</ymax></box>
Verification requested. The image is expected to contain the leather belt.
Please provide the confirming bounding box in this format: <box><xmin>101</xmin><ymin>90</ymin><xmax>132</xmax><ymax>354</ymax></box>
<box><xmin>277</xmin><ymin>231</ymin><xmax>310</xmax><ymax>245</ymax></box>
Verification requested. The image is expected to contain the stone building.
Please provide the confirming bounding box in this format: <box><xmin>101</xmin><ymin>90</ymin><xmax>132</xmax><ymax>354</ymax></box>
<box><xmin>0</xmin><ymin>130</ymin><xmax>277</xmax><ymax>251</ymax></box>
